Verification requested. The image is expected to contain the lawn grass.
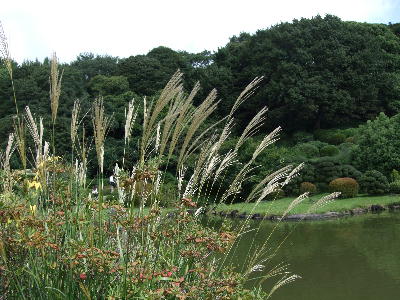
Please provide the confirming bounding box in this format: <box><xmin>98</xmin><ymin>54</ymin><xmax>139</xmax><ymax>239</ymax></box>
<box><xmin>216</xmin><ymin>194</ymin><xmax>400</xmax><ymax>216</ymax></box>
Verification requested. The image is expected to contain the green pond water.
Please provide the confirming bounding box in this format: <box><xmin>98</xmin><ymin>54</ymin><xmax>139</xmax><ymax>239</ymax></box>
<box><xmin>216</xmin><ymin>211</ymin><xmax>400</xmax><ymax>300</ymax></box>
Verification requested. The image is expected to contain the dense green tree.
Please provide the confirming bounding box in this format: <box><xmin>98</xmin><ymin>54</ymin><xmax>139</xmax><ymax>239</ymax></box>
<box><xmin>89</xmin><ymin>75</ymin><xmax>130</xmax><ymax>96</ymax></box>
<box><xmin>71</xmin><ymin>53</ymin><xmax>119</xmax><ymax>81</ymax></box>
<box><xmin>118</xmin><ymin>55</ymin><xmax>165</xmax><ymax>95</ymax></box>
<box><xmin>212</xmin><ymin>15</ymin><xmax>400</xmax><ymax>131</ymax></box>
<box><xmin>118</xmin><ymin>46</ymin><xmax>199</xmax><ymax>96</ymax></box>
<box><xmin>389</xmin><ymin>23</ymin><xmax>400</xmax><ymax>36</ymax></box>
<box><xmin>353</xmin><ymin>113</ymin><xmax>400</xmax><ymax>175</ymax></box>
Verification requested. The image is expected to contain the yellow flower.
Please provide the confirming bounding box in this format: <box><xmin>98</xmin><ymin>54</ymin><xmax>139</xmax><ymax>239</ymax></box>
<box><xmin>28</xmin><ymin>180</ymin><xmax>42</xmax><ymax>191</ymax></box>
<box><xmin>30</xmin><ymin>205</ymin><xmax>37</xmax><ymax>216</ymax></box>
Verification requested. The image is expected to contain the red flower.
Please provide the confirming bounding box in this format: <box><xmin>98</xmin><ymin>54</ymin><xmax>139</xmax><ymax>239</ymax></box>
<box><xmin>79</xmin><ymin>273</ymin><xmax>87</xmax><ymax>280</ymax></box>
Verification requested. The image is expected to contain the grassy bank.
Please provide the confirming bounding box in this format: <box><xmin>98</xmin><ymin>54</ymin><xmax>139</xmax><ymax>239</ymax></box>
<box><xmin>216</xmin><ymin>194</ymin><xmax>400</xmax><ymax>216</ymax></box>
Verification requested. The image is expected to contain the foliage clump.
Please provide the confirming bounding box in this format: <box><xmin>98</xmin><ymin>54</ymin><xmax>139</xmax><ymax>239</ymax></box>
<box><xmin>294</xmin><ymin>143</ymin><xmax>319</xmax><ymax>159</ymax></box>
<box><xmin>314</xmin><ymin>130</ymin><xmax>346</xmax><ymax>145</ymax></box>
<box><xmin>320</xmin><ymin>145</ymin><xmax>339</xmax><ymax>157</ymax></box>
<box><xmin>388</xmin><ymin>181</ymin><xmax>400</xmax><ymax>194</ymax></box>
<box><xmin>353</xmin><ymin>113</ymin><xmax>400</xmax><ymax>174</ymax></box>
<box><xmin>299</xmin><ymin>182</ymin><xmax>317</xmax><ymax>195</ymax></box>
<box><xmin>359</xmin><ymin>170</ymin><xmax>389</xmax><ymax>195</ymax></box>
<box><xmin>329</xmin><ymin>177</ymin><xmax>359</xmax><ymax>198</ymax></box>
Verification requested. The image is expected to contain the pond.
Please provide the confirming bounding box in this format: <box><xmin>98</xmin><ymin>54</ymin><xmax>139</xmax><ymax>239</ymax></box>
<box><xmin>214</xmin><ymin>211</ymin><xmax>400</xmax><ymax>300</ymax></box>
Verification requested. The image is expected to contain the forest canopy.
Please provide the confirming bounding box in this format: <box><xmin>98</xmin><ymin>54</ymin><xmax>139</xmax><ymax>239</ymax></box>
<box><xmin>1</xmin><ymin>15</ymin><xmax>399</xmax><ymax>175</ymax></box>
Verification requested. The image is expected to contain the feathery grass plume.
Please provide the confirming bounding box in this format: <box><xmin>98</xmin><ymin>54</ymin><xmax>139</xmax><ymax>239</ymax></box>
<box><xmin>157</xmin><ymin>90</ymin><xmax>184</xmax><ymax>157</ymax></box>
<box><xmin>124</xmin><ymin>99</ymin><xmax>138</xmax><ymax>145</ymax></box>
<box><xmin>309</xmin><ymin>192</ymin><xmax>340</xmax><ymax>211</ymax></box>
<box><xmin>178</xmin><ymin>88</ymin><xmax>219</xmax><ymax>167</ymax></box>
<box><xmin>25</xmin><ymin>106</ymin><xmax>44</xmax><ymax>168</ymax></box>
<box><xmin>246</xmin><ymin>165</ymin><xmax>293</xmax><ymax>202</ymax></box>
<box><xmin>75</xmin><ymin>159</ymin><xmax>86</xmax><ymax>188</ymax></box>
<box><xmin>235</xmin><ymin>107</ymin><xmax>269</xmax><ymax>151</ymax></box>
<box><xmin>12</xmin><ymin>116</ymin><xmax>27</xmax><ymax>170</ymax></box>
<box><xmin>218</xmin><ymin>127</ymin><xmax>282</xmax><ymax>204</ymax></box>
<box><xmin>50</xmin><ymin>52</ymin><xmax>63</xmax><ymax>124</ymax></box>
<box><xmin>140</xmin><ymin>71</ymin><xmax>183</xmax><ymax>165</ymax></box>
<box><xmin>70</xmin><ymin>99</ymin><xmax>81</xmax><ymax>148</ymax></box>
<box><xmin>2</xmin><ymin>133</ymin><xmax>15</xmax><ymax>193</ymax></box>
<box><xmin>74</xmin><ymin>126</ymin><xmax>90</xmax><ymax>188</ymax></box>
<box><xmin>228</xmin><ymin>76</ymin><xmax>264</xmax><ymax>118</ymax></box>
<box><xmin>0</xmin><ymin>22</ymin><xmax>12</xmax><ymax>77</ymax></box>
<box><xmin>164</xmin><ymin>82</ymin><xmax>200</xmax><ymax>158</ymax></box>
<box><xmin>0</xmin><ymin>21</ymin><xmax>18</xmax><ymax>115</ymax></box>
<box><xmin>267</xmin><ymin>274</ymin><xmax>301</xmax><ymax>299</ymax></box>
<box><xmin>92</xmin><ymin>97</ymin><xmax>112</xmax><ymax>174</ymax></box>
<box><xmin>123</xmin><ymin>99</ymin><xmax>138</xmax><ymax>166</ymax></box>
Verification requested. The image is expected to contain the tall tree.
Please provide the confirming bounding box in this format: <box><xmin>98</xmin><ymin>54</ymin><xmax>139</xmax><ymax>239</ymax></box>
<box><xmin>212</xmin><ymin>15</ymin><xmax>400</xmax><ymax>131</ymax></box>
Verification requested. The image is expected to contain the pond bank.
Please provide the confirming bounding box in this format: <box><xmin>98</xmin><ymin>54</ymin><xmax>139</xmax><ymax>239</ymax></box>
<box><xmin>207</xmin><ymin>202</ymin><xmax>400</xmax><ymax>221</ymax></box>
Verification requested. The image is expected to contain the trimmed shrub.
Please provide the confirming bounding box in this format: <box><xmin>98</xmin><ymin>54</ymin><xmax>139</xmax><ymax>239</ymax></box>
<box><xmin>299</xmin><ymin>182</ymin><xmax>317</xmax><ymax>194</ymax></box>
<box><xmin>359</xmin><ymin>170</ymin><xmax>389</xmax><ymax>195</ymax></box>
<box><xmin>314</xmin><ymin>129</ymin><xmax>346</xmax><ymax>145</ymax></box>
<box><xmin>312</xmin><ymin>157</ymin><xmax>341</xmax><ymax>183</ymax></box>
<box><xmin>306</xmin><ymin>141</ymin><xmax>330</xmax><ymax>149</ymax></box>
<box><xmin>329</xmin><ymin>177</ymin><xmax>359</xmax><ymax>198</ymax></box>
<box><xmin>388</xmin><ymin>181</ymin><xmax>400</xmax><ymax>194</ymax></box>
<box><xmin>295</xmin><ymin>143</ymin><xmax>319</xmax><ymax>158</ymax></box>
<box><xmin>292</xmin><ymin>131</ymin><xmax>314</xmax><ymax>143</ymax></box>
<box><xmin>339</xmin><ymin>165</ymin><xmax>362</xmax><ymax>180</ymax></box>
<box><xmin>320</xmin><ymin>145</ymin><xmax>339</xmax><ymax>157</ymax></box>
<box><xmin>328</xmin><ymin>133</ymin><xmax>346</xmax><ymax>145</ymax></box>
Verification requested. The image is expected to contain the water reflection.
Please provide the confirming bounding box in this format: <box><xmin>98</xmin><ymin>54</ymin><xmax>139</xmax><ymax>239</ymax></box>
<box><xmin>207</xmin><ymin>212</ymin><xmax>400</xmax><ymax>300</ymax></box>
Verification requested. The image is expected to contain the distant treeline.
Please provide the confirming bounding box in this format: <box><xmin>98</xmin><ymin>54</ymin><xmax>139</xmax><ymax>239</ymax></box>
<box><xmin>1</xmin><ymin>14</ymin><xmax>400</xmax><ymax>174</ymax></box>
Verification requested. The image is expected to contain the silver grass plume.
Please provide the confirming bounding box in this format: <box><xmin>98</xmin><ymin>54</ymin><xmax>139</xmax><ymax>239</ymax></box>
<box><xmin>0</xmin><ymin>22</ymin><xmax>13</xmax><ymax>84</ymax></box>
<box><xmin>4</xmin><ymin>133</ymin><xmax>15</xmax><ymax>172</ymax></box>
<box><xmin>92</xmin><ymin>97</ymin><xmax>112</xmax><ymax>174</ymax></box>
<box><xmin>246</xmin><ymin>165</ymin><xmax>293</xmax><ymax>203</ymax></box>
<box><xmin>140</xmin><ymin>71</ymin><xmax>183</xmax><ymax>164</ymax></box>
<box><xmin>228</xmin><ymin>76</ymin><xmax>264</xmax><ymax>118</ymax></box>
<box><xmin>13</xmin><ymin>116</ymin><xmax>27</xmax><ymax>169</ymax></box>
<box><xmin>267</xmin><ymin>274</ymin><xmax>301</xmax><ymax>299</ymax></box>
<box><xmin>178</xmin><ymin>88</ymin><xmax>219</xmax><ymax>167</ymax></box>
<box><xmin>114</xmin><ymin>163</ymin><xmax>125</xmax><ymax>204</ymax></box>
<box><xmin>50</xmin><ymin>52</ymin><xmax>63</xmax><ymax>124</ymax></box>
<box><xmin>2</xmin><ymin>133</ymin><xmax>15</xmax><ymax>193</ymax></box>
<box><xmin>71</xmin><ymin>99</ymin><xmax>81</xmax><ymax>148</ymax></box>
<box><xmin>235</xmin><ymin>107</ymin><xmax>269</xmax><ymax>151</ymax></box>
<box><xmin>25</xmin><ymin>106</ymin><xmax>44</xmax><ymax>168</ymax></box>
<box><xmin>0</xmin><ymin>21</ymin><xmax>19</xmax><ymax>115</ymax></box>
<box><xmin>167</xmin><ymin>82</ymin><xmax>200</xmax><ymax>159</ymax></box>
<box><xmin>124</xmin><ymin>99</ymin><xmax>138</xmax><ymax>145</ymax></box>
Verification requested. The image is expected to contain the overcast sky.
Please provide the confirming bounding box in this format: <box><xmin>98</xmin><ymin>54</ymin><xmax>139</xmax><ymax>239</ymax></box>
<box><xmin>1</xmin><ymin>0</ymin><xmax>400</xmax><ymax>63</ymax></box>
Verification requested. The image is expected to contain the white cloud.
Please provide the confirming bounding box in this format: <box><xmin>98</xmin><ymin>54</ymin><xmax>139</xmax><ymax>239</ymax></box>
<box><xmin>1</xmin><ymin>0</ymin><xmax>399</xmax><ymax>63</ymax></box>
